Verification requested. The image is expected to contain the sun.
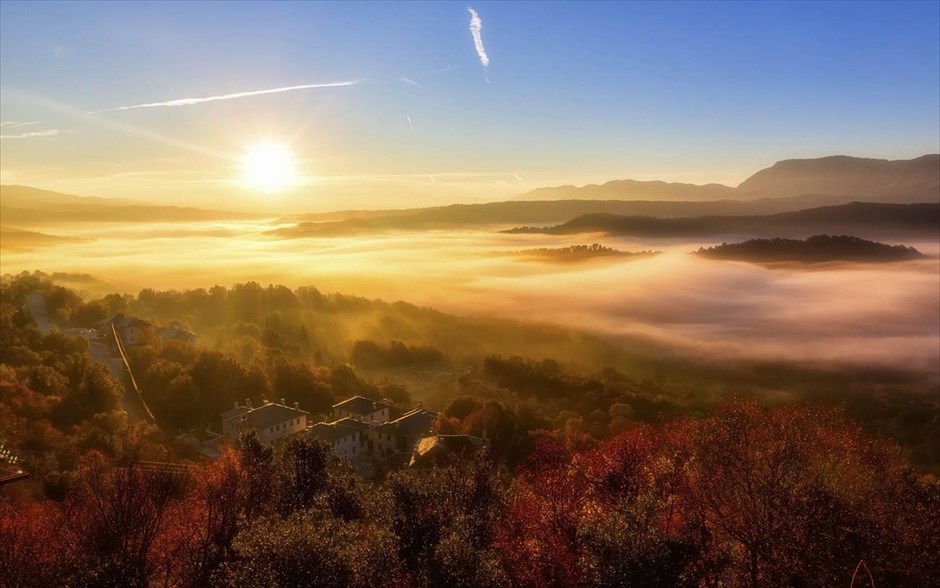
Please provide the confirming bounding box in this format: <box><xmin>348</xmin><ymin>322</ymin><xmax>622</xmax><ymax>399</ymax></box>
<box><xmin>241</xmin><ymin>142</ymin><xmax>297</xmax><ymax>192</ymax></box>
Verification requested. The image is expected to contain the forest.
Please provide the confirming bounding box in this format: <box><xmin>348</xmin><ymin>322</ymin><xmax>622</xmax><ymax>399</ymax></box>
<box><xmin>1</xmin><ymin>272</ymin><xmax>939</xmax><ymax>587</ymax></box>
<box><xmin>2</xmin><ymin>404</ymin><xmax>938</xmax><ymax>587</ymax></box>
<box><xmin>695</xmin><ymin>235</ymin><xmax>925</xmax><ymax>264</ymax></box>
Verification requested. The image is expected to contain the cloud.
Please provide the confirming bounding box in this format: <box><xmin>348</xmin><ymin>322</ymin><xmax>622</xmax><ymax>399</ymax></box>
<box><xmin>406</xmin><ymin>115</ymin><xmax>415</xmax><ymax>131</ymax></box>
<box><xmin>431</xmin><ymin>66</ymin><xmax>460</xmax><ymax>74</ymax></box>
<box><xmin>468</xmin><ymin>7</ymin><xmax>490</xmax><ymax>73</ymax></box>
<box><xmin>0</xmin><ymin>129</ymin><xmax>63</xmax><ymax>140</ymax></box>
<box><xmin>87</xmin><ymin>80</ymin><xmax>362</xmax><ymax>114</ymax></box>
<box><xmin>400</xmin><ymin>76</ymin><xmax>422</xmax><ymax>88</ymax></box>
<box><xmin>0</xmin><ymin>120</ymin><xmax>42</xmax><ymax>129</ymax></box>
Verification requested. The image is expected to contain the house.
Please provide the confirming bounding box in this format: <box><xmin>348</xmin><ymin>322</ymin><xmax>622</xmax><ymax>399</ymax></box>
<box><xmin>369</xmin><ymin>407</ymin><xmax>438</xmax><ymax>460</ymax></box>
<box><xmin>156</xmin><ymin>325</ymin><xmax>196</xmax><ymax>345</ymax></box>
<box><xmin>308</xmin><ymin>419</ymin><xmax>369</xmax><ymax>460</ymax></box>
<box><xmin>221</xmin><ymin>399</ymin><xmax>309</xmax><ymax>444</ymax></box>
<box><xmin>103</xmin><ymin>313</ymin><xmax>155</xmax><ymax>346</ymax></box>
<box><xmin>332</xmin><ymin>396</ymin><xmax>391</xmax><ymax>424</ymax></box>
<box><xmin>409</xmin><ymin>435</ymin><xmax>489</xmax><ymax>468</ymax></box>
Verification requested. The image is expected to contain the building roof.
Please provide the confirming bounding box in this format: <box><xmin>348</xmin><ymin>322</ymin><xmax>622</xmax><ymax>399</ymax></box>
<box><xmin>333</xmin><ymin>395</ymin><xmax>390</xmax><ymax>415</ymax></box>
<box><xmin>239</xmin><ymin>402</ymin><xmax>308</xmax><ymax>430</ymax></box>
<box><xmin>308</xmin><ymin>422</ymin><xmax>360</xmax><ymax>443</ymax></box>
<box><xmin>334</xmin><ymin>417</ymin><xmax>371</xmax><ymax>432</ymax></box>
<box><xmin>126</xmin><ymin>317</ymin><xmax>153</xmax><ymax>330</ymax></box>
<box><xmin>409</xmin><ymin>435</ymin><xmax>488</xmax><ymax>468</ymax></box>
<box><xmin>157</xmin><ymin>326</ymin><xmax>195</xmax><ymax>340</ymax></box>
<box><xmin>375</xmin><ymin>408</ymin><xmax>438</xmax><ymax>439</ymax></box>
<box><xmin>220</xmin><ymin>406</ymin><xmax>250</xmax><ymax>420</ymax></box>
<box><xmin>104</xmin><ymin>312</ymin><xmax>153</xmax><ymax>330</ymax></box>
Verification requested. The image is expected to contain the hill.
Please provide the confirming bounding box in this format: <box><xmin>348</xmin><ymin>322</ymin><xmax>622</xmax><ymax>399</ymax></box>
<box><xmin>512</xmin><ymin>155</ymin><xmax>939</xmax><ymax>202</ymax></box>
<box><xmin>515</xmin><ymin>179</ymin><xmax>736</xmax><ymax>202</ymax></box>
<box><xmin>497</xmin><ymin>244</ymin><xmax>659</xmax><ymax>263</ymax></box>
<box><xmin>736</xmin><ymin>154</ymin><xmax>940</xmax><ymax>198</ymax></box>
<box><xmin>0</xmin><ymin>226</ymin><xmax>87</xmax><ymax>250</ymax></box>
<box><xmin>504</xmin><ymin>202</ymin><xmax>940</xmax><ymax>240</ymax></box>
<box><xmin>695</xmin><ymin>235</ymin><xmax>926</xmax><ymax>264</ymax></box>
<box><xmin>270</xmin><ymin>195</ymin><xmax>939</xmax><ymax>239</ymax></box>
<box><xmin>0</xmin><ymin>185</ymin><xmax>254</xmax><ymax>224</ymax></box>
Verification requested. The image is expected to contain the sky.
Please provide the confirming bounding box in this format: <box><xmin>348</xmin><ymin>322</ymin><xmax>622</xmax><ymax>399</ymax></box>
<box><xmin>1</xmin><ymin>1</ymin><xmax>938</xmax><ymax>212</ymax></box>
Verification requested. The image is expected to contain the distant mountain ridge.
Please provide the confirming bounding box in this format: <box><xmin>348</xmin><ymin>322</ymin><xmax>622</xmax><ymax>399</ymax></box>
<box><xmin>504</xmin><ymin>202</ymin><xmax>940</xmax><ymax>240</ymax></box>
<box><xmin>0</xmin><ymin>185</ymin><xmax>254</xmax><ymax>224</ymax></box>
<box><xmin>737</xmin><ymin>154</ymin><xmax>940</xmax><ymax>197</ymax></box>
<box><xmin>515</xmin><ymin>155</ymin><xmax>939</xmax><ymax>201</ymax></box>
<box><xmin>517</xmin><ymin>179</ymin><xmax>737</xmax><ymax>202</ymax></box>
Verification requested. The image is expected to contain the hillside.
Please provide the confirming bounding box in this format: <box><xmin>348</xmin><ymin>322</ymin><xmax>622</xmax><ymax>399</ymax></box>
<box><xmin>504</xmin><ymin>202</ymin><xmax>940</xmax><ymax>240</ymax></box>
<box><xmin>737</xmin><ymin>154</ymin><xmax>940</xmax><ymax>198</ymax></box>
<box><xmin>0</xmin><ymin>185</ymin><xmax>254</xmax><ymax>224</ymax></box>
<box><xmin>515</xmin><ymin>179</ymin><xmax>736</xmax><ymax>202</ymax></box>
<box><xmin>498</xmin><ymin>244</ymin><xmax>659</xmax><ymax>263</ymax></box>
<box><xmin>0</xmin><ymin>226</ymin><xmax>86</xmax><ymax>250</ymax></box>
<box><xmin>695</xmin><ymin>235</ymin><xmax>926</xmax><ymax>264</ymax></box>
<box><xmin>270</xmin><ymin>194</ymin><xmax>937</xmax><ymax>239</ymax></box>
<box><xmin>513</xmin><ymin>154</ymin><xmax>940</xmax><ymax>202</ymax></box>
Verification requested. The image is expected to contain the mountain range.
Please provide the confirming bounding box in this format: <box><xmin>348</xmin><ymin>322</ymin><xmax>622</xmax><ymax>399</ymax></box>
<box><xmin>504</xmin><ymin>202</ymin><xmax>940</xmax><ymax>240</ymax></box>
<box><xmin>2</xmin><ymin>155</ymin><xmax>937</xmax><ymax>236</ymax></box>
<box><xmin>515</xmin><ymin>154</ymin><xmax>939</xmax><ymax>202</ymax></box>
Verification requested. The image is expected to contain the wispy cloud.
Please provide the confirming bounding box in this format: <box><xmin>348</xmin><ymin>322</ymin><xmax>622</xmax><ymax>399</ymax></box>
<box><xmin>0</xmin><ymin>120</ymin><xmax>42</xmax><ymax>129</ymax></box>
<box><xmin>406</xmin><ymin>115</ymin><xmax>415</xmax><ymax>131</ymax></box>
<box><xmin>468</xmin><ymin>7</ymin><xmax>490</xmax><ymax>77</ymax></box>
<box><xmin>0</xmin><ymin>129</ymin><xmax>63</xmax><ymax>140</ymax></box>
<box><xmin>87</xmin><ymin>80</ymin><xmax>362</xmax><ymax>114</ymax></box>
<box><xmin>431</xmin><ymin>66</ymin><xmax>460</xmax><ymax>74</ymax></box>
<box><xmin>400</xmin><ymin>76</ymin><xmax>422</xmax><ymax>88</ymax></box>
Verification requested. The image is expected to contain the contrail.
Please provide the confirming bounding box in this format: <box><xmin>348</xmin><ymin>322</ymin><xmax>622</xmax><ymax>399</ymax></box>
<box><xmin>406</xmin><ymin>115</ymin><xmax>415</xmax><ymax>131</ymax></box>
<box><xmin>468</xmin><ymin>7</ymin><xmax>490</xmax><ymax>74</ymax></box>
<box><xmin>400</xmin><ymin>76</ymin><xmax>422</xmax><ymax>88</ymax></box>
<box><xmin>0</xmin><ymin>129</ymin><xmax>62</xmax><ymax>140</ymax></box>
<box><xmin>0</xmin><ymin>120</ymin><xmax>42</xmax><ymax>128</ymax></box>
<box><xmin>87</xmin><ymin>80</ymin><xmax>362</xmax><ymax>114</ymax></box>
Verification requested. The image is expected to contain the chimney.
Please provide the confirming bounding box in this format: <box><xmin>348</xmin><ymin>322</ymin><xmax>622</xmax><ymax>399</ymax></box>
<box><xmin>246</xmin><ymin>398</ymin><xmax>252</xmax><ymax>409</ymax></box>
<box><xmin>280</xmin><ymin>398</ymin><xmax>285</xmax><ymax>406</ymax></box>
<box><xmin>294</xmin><ymin>401</ymin><xmax>300</xmax><ymax>410</ymax></box>
<box><xmin>234</xmin><ymin>401</ymin><xmax>239</xmax><ymax>410</ymax></box>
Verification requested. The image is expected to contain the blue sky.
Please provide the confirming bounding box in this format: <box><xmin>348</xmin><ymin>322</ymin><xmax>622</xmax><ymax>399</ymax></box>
<box><xmin>1</xmin><ymin>1</ymin><xmax>938</xmax><ymax>210</ymax></box>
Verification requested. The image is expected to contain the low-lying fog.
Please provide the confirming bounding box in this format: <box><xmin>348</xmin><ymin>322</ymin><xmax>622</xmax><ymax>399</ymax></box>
<box><xmin>4</xmin><ymin>220</ymin><xmax>938</xmax><ymax>377</ymax></box>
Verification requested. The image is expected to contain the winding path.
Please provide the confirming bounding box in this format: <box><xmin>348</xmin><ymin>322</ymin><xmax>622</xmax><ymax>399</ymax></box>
<box><xmin>25</xmin><ymin>293</ymin><xmax>146</xmax><ymax>425</ymax></box>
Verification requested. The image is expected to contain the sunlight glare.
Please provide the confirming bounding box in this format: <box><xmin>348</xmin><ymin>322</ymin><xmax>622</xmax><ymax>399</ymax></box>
<box><xmin>241</xmin><ymin>142</ymin><xmax>297</xmax><ymax>192</ymax></box>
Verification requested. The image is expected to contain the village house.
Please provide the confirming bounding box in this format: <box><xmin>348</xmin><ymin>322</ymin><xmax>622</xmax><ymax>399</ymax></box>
<box><xmin>156</xmin><ymin>325</ymin><xmax>196</xmax><ymax>345</ymax></box>
<box><xmin>308</xmin><ymin>418</ymin><xmax>371</xmax><ymax>460</ymax></box>
<box><xmin>102</xmin><ymin>313</ymin><xmax>155</xmax><ymax>346</ymax></box>
<box><xmin>409</xmin><ymin>434</ymin><xmax>489</xmax><ymax>468</ymax></box>
<box><xmin>307</xmin><ymin>397</ymin><xmax>441</xmax><ymax>475</ymax></box>
<box><xmin>332</xmin><ymin>395</ymin><xmax>391</xmax><ymax>424</ymax></box>
<box><xmin>221</xmin><ymin>399</ymin><xmax>308</xmax><ymax>444</ymax></box>
<box><xmin>369</xmin><ymin>407</ymin><xmax>438</xmax><ymax>461</ymax></box>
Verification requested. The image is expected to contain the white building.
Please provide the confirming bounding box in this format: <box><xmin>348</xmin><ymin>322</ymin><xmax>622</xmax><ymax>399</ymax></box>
<box><xmin>332</xmin><ymin>396</ymin><xmax>391</xmax><ymax>424</ymax></box>
<box><xmin>308</xmin><ymin>419</ymin><xmax>370</xmax><ymax>460</ymax></box>
<box><xmin>369</xmin><ymin>407</ymin><xmax>438</xmax><ymax>459</ymax></box>
<box><xmin>102</xmin><ymin>313</ymin><xmax>154</xmax><ymax>346</ymax></box>
<box><xmin>221</xmin><ymin>399</ymin><xmax>309</xmax><ymax>444</ymax></box>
